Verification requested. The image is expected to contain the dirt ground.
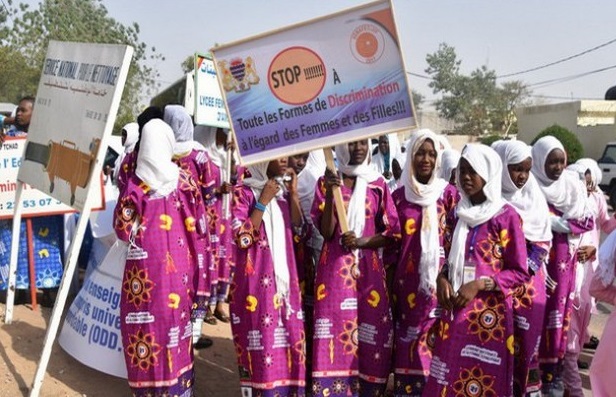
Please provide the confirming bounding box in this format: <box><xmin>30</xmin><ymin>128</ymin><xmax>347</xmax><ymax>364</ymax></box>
<box><xmin>0</xmin><ymin>294</ymin><xmax>607</xmax><ymax>397</ymax></box>
<box><xmin>0</xmin><ymin>296</ymin><xmax>240</xmax><ymax>397</ymax></box>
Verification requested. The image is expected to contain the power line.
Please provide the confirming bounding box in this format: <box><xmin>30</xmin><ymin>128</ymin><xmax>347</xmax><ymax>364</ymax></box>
<box><xmin>498</xmin><ymin>37</ymin><xmax>616</xmax><ymax>78</ymax></box>
<box><xmin>406</xmin><ymin>71</ymin><xmax>431</xmax><ymax>80</ymax></box>
<box><xmin>528</xmin><ymin>64</ymin><xmax>616</xmax><ymax>88</ymax></box>
<box><xmin>0</xmin><ymin>0</ymin><xmax>13</xmax><ymax>24</ymax></box>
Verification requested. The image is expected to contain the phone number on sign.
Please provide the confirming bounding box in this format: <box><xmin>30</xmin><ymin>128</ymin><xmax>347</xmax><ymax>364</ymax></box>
<box><xmin>0</xmin><ymin>198</ymin><xmax>62</xmax><ymax>211</ymax></box>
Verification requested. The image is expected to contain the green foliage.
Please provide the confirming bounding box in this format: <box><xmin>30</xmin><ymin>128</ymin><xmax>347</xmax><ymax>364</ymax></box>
<box><xmin>531</xmin><ymin>124</ymin><xmax>584</xmax><ymax>164</ymax></box>
<box><xmin>425</xmin><ymin>43</ymin><xmax>531</xmax><ymax>136</ymax></box>
<box><xmin>480</xmin><ymin>134</ymin><xmax>508</xmax><ymax>147</ymax></box>
<box><xmin>411</xmin><ymin>90</ymin><xmax>424</xmax><ymax>112</ymax></box>
<box><xmin>2</xmin><ymin>0</ymin><xmax>163</xmax><ymax>133</ymax></box>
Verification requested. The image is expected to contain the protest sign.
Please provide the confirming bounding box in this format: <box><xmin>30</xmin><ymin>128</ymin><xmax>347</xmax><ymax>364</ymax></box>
<box><xmin>17</xmin><ymin>40</ymin><xmax>130</xmax><ymax>211</ymax></box>
<box><xmin>0</xmin><ymin>137</ymin><xmax>104</xmax><ymax>219</ymax></box>
<box><xmin>212</xmin><ymin>0</ymin><xmax>416</xmax><ymax>165</ymax></box>
<box><xmin>194</xmin><ymin>53</ymin><xmax>230</xmax><ymax>128</ymax></box>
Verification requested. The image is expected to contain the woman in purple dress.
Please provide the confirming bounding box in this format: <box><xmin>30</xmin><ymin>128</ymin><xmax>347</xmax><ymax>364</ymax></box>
<box><xmin>424</xmin><ymin>143</ymin><xmax>530</xmax><ymax>397</ymax></box>
<box><xmin>198</xmin><ymin>125</ymin><xmax>236</xmax><ymax>325</ymax></box>
<box><xmin>310</xmin><ymin>139</ymin><xmax>401</xmax><ymax>397</ymax></box>
<box><xmin>114</xmin><ymin>119</ymin><xmax>207</xmax><ymax>397</ymax></box>
<box><xmin>493</xmin><ymin>140</ymin><xmax>552</xmax><ymax>396</ymax></box>
<box><xmin>164</xmin><ymin>105</ymin><xmax>215</xmax><ymax>344</ymax></box>
<box><xmin>391</xmin><ymin>129</ymin><xmax>458</xmax><ymax>396</ymax></box>
<box><xmin>230</xmin><ymin>157</ymin><xmax>306</xmax><ymax>397</ymax></box>
<box><xmin>531</xmin><ymin>136</ymin><xmax>594</xmax><ymax>395</ymax></box>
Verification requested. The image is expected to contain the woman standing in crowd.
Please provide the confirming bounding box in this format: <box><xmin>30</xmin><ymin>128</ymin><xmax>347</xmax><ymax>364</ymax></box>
<box><xmin>589</xmin><ymin>227</ymin><xmax>616</xmax><ymax>396</ymax></box>
<box><xmin>310</xmin><ymin>139</ymin><xmax>400</xmax><ymax>397</ymax></box>
<box><xmin>114</xmin><ymin>118</ymin><xmax>206</xmax><ymax>396</ymax></box>
<box><xmin>424</xmin><ymin>143</ymin><xmax>530</xmax><ymax>397</ymax></box>
<box><xmin>439</xmin><ymin>149</ymin><xmax>461</xmax><ymax>186</ymax></box>
<box><xmin>391</xmin><ymin>129</ymin><xmax>458</xmax><ymax>396</ymax></box>
<box><xmin>164</xmin><ymin>105</ymin><xmax>214</xmax><ymax>347</ymax></box>
<box><xmin>561</xmin><ymin>158</ymin><xmax>616</xmax><ymax>396</ymax></box>
<box><xmin>290</xmin><ymin>150</ymin><xmax>326</xmax><ymax>386</ymax></box>
<box><xmin>372</xmin><ymin>133</ymin><xmax>402</xmax><ymax>192</ymax></box>
<box><xmin>493</xmin><ymin>140</ymin><xmax>552</xmax><ymax>396</ymax></box>
<box><xmin>198</xmin><ymin>125</ymin><xmax>236</xmax><ymax>326</ymax></box>
<box><xmin>230</xmin><ymin>157</ymin><xmax>306</xmax><ymax>397</ymax></box>
<box><xmin>531</xmin><ymin>136</ymin><xmax>595</xmax><ymax>395</ymax></box>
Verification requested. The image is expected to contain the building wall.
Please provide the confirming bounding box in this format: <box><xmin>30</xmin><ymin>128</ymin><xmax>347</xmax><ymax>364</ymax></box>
<box><xmin>516</xmin><ymin>100</ymin><xmax>616</xmax><ymax>160</ymax></box>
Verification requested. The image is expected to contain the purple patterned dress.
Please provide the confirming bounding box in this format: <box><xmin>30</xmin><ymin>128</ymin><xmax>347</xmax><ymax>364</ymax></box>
<box><xmin>173</xmin><ymin>149</ymin><xmax>215</xmax><ymax>318</ymax></box>
<box><xmin>512</xmin><ymin>241</ymin><xmax>549</xmax><ymax>395</ymax></box>
<box><xmin>114</xmin><ymin>171</ymin><xmax>207</xmax><ymax>397</ymax></box>
<box><xmin>310</xmin><ymin>177</ymin><xmax>401</xmax><ymax>397</ymax></box>
<box><xmin>391</xmin><ymin>184</ymin><xmax>458</xmax><ymax>396</ymax></box>
<box><xmin>203</xmin><ymin>161</ymin><xmax>235</xmax><ymax>308</ymax></box>
<box><xmin>230</xmin><ymin>186</ymin><xmax>306</xmax><ymax>397</ymax></box>
<box><xmin>423</xmin><ymin>204</ymin><xmax>529</xmax><ymax>397</ymax></box>
<box><xmin>538</xmin><ymin>205</ymin><xmax>593</xmax><ymax>388</ymax></box>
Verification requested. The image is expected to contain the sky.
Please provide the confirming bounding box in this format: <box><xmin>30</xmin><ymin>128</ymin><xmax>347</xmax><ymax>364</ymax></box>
<box><xmin>18</xmin><ymin>0</ymin><xmax>616</xmax><ymax>108</ymax></box>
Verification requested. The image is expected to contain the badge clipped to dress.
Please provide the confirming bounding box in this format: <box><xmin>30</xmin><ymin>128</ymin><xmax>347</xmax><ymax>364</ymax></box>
<box><xmin>463</xmin><ymin>258</ymin><xmax>477</xmax><ymax>285</ymax></box>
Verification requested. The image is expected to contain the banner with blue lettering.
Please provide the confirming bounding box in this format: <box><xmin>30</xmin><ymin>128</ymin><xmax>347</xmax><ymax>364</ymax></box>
<box><xmin>211</xmin><ymin>0</ymin><xmax>416</xmax><ymax>165</ymax></box>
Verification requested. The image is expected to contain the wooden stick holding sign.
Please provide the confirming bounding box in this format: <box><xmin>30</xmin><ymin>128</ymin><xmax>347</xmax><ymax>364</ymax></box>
<box><xmin>323</xmin><ymin>148</ymin><xmax>349</xmax><ymax>233</ymax></box>
<box><xmin>222</xmin><ymin>131</ymin><xmax>233</xmax><ymax>220</ymax></box>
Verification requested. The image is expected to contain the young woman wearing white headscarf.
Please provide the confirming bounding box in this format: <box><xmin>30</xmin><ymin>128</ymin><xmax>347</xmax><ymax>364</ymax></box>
<box><xmin>439</xmin><ymin>148</ymin><xmax>461</xmax><ymax>186</ymax></box>
<box><xmin>390</xmin><ymin>129</ymin><xmax>459</xmax><ymax>396</ymax></box>
<box><xmin>424</xmin><ymin>144</ymin><xmax>530</xmax><ymax>397</ymax></box>
<box><xmin>530</xmin><ymin>135</ymin><xmax>595</xmax><ymax>395</ymax></box>
<box><xmin>494</xmin><ymin>140</ymin><xmax>552</xmax><ymax>396</ymax></box>
<box><xmin>114</xmin><ymin>118</ymin><xmax>207</xmax><ymax>397</ymax></box>
<box><xmin>561</xmin><ymin>158</ymin><xmax>616</xmax><ymax>396</ymax></box>
<box><xmin>532</xmin><ymin>136</ymin><xmax>593</xmax><ymax>394</ymax></box>
<box><xmin>310</xmin><ymin>139</ymin><xmax>401</xmax><ymax>397</ymax></box>
<box><xmin>163</xmin><ymin>105</ymin><xmax>215</xmax><ymax>345</ymax></box>
<box><xmin>230</xmin><ymin>157</ymin><xmax>306</xmax><ymax>396</ymax></box>
<box><xmin>110</xmin><ymin>122</ymin><xmax>139</xmax><ymax>183</ymax></box>
<box><xmin>372</xmin><ymin>133</ymin><xmax>402</xmax><ymax>191</ymax></box>
<box><xmin>193</xmin><ymin>124</ymin><xmax>242</xmax><ymax>329</ymax></box>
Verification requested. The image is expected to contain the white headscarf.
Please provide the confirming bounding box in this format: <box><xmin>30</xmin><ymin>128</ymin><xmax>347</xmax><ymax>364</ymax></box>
<box><xmin>243</xmin><ymin>161</ymin><xmax>292</xmax><ymax>318</ymax></box>
<box><xmin>439</xmin><ymin>149</ymin><xmax>461</xmax><ymax>182</ymax></box>
<box><xmin>164</xmin><ymin>105</ymin><xmax>202</xmax><ymax>155</ymax></box>
<box><xmin>372</xmin><ymin>133</ymin><xmax>401</xmax><ymax>177</ymax></box>
<box><xmin>135</xmin><ymin>119</ymin><xmax>179</xmax><ymax>197</ymax></box>
<box><xmin>449</xmin><ymin>144</ymin><xmax>507</xmax><ymax>292</ymax></box>
<box><xmin>531</xmin><ymin>136</ymin><xmax>588</xmax><ymax>220</ymax></box>
<box><xmin>577</xmin><ymin>158</ymin><xmax>602</xmax><ymax>191</ymax></box>
<box><xmin>335</xmin><ymin>140</ymin><xmax>382</xmax><ymax>239</ymax></box>
<box><xmin>402</xmin><ymin>129</ymin><xmax>449</xmax><ymax>294</ymax></box>
<box><xmin>196</xmin><ymin>125</ymin><xmax>228</xmax><ymax>168</ymax></box>
<box><xmin>494</xmin><ymin>140</ymin><xmax>552</xmax><ymax>243</ymax></box>
<box><xmin>298</xmin><ymin>151</ymin><xmax>326</xmax><ymax>221</ymax></box>
<box><xmin>113</xmin><ymin>122</ymin><xmax>139</xmax><ymax>182</ymax></box>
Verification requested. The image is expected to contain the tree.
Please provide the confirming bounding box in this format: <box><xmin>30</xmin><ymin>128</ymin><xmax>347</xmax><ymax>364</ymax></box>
<box><xmin>180</xmin><ymin>55</ymin><xmax>194</xmax><ymax>74</ymax></box>
<box><xmin>425</xmin><ymin>43</ymin><xmax>531</xmax><ymax>136</ymax></box>
<box><xmin>411</xmin><ymin>90</ymin><xmax>425</xmax><ymax>112</ymax></box>
<box><xmin>531</xmin><ymin>124</ymin><xmax>584</xmax><ymax>164</ymax></box>
<box><xmin>1</xmin><ymin>0</ymin><xmax>163</xmax><ymax>132</ymax></box>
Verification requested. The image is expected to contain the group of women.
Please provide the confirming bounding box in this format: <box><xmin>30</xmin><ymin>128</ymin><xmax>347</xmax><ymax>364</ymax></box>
<box><xmin>112</xmin><ymin>106</ymin><xmax>612</xmax><ymax>397</ymax></box>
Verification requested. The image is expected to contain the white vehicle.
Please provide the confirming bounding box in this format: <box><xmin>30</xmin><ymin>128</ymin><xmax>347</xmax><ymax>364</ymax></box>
<box><xmin>598</xmin><ymin>141</ymin><xmax>616</xmax><ymax>207</ymax></box>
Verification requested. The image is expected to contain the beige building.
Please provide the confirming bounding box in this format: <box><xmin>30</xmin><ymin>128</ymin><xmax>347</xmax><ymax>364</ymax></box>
<box><xmin>516</xmin><ymin>100</ymin><xmax>616</xmax><ymax>160</ymax></box>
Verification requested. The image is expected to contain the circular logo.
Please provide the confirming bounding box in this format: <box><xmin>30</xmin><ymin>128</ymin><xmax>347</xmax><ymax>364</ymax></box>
<box><xmin>479</xmin><ymin>309</ymin><xmax>498</xmax><ymax>329</ymax></box>
<box><xmin>267</xmin><ymin>46</ymin><xmax>326</xmax><ymax>105</ymax></box>
<box><xmin>350</xmin><ymin>24</ymin><xmax>385</xmax><ymax>64</ymax></box>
